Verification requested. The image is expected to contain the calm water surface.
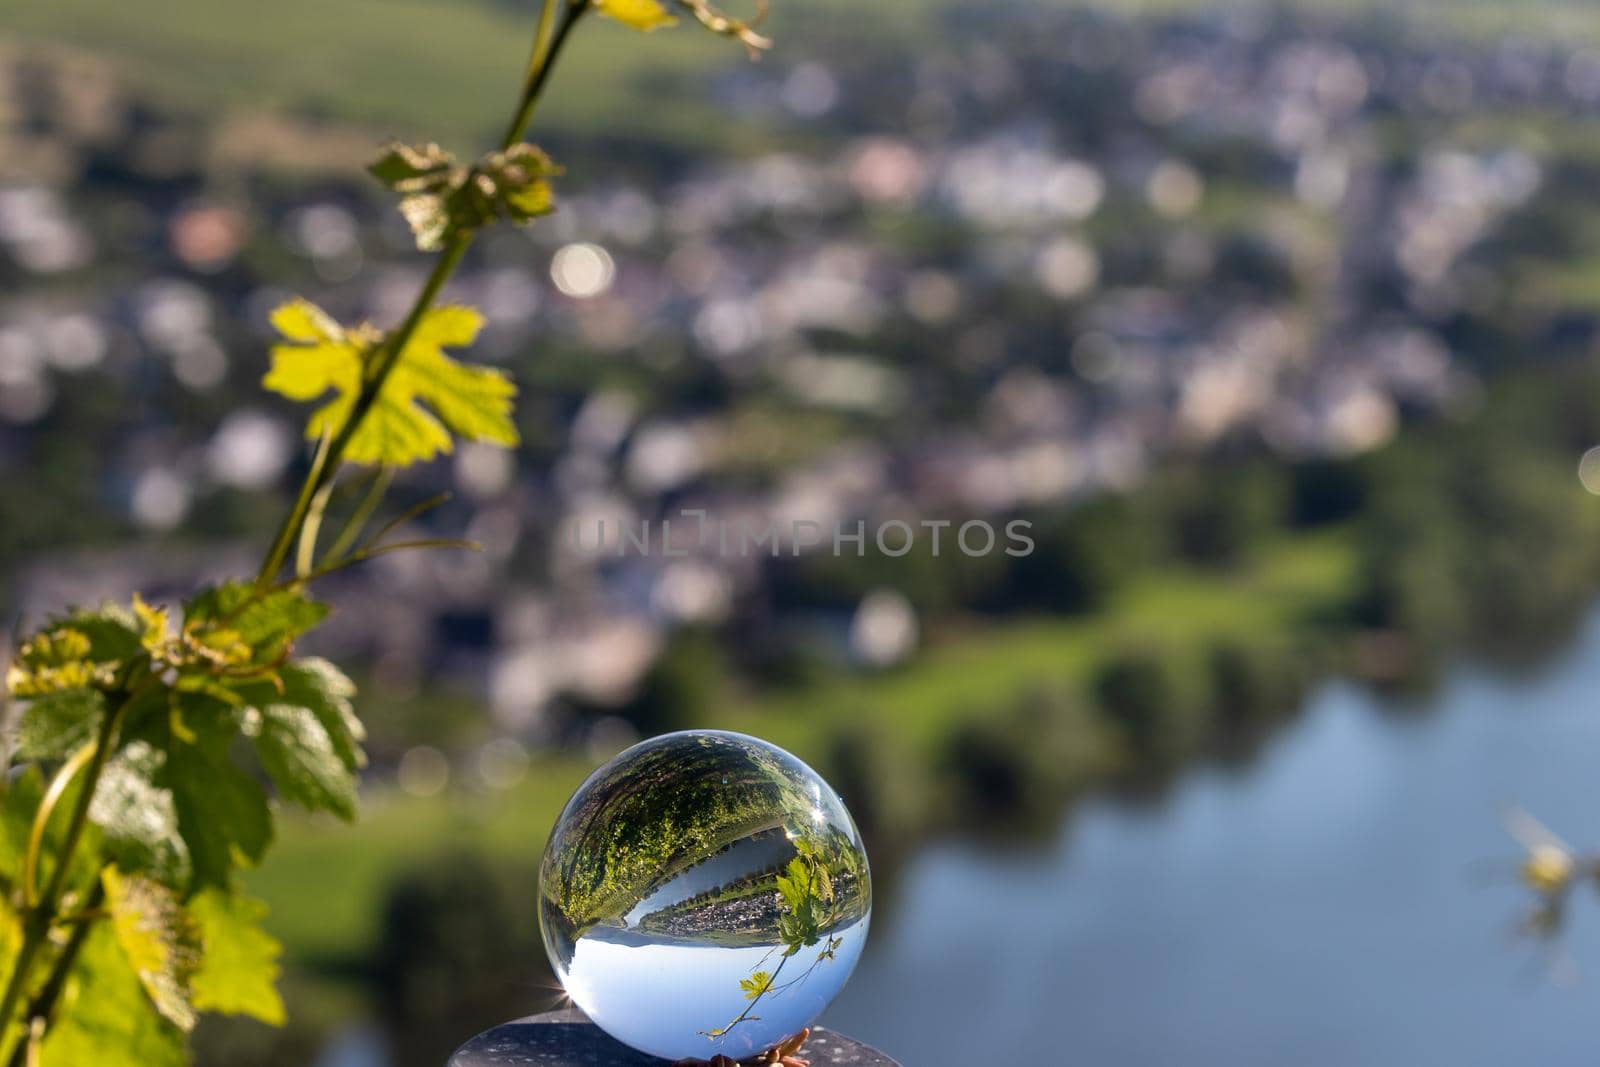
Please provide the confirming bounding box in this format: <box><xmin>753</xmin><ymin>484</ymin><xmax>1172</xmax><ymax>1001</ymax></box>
<box><xmin>823</xmin><ymin>609</ymin><xmax>1600</xmax><ymax>1065</ymax></box>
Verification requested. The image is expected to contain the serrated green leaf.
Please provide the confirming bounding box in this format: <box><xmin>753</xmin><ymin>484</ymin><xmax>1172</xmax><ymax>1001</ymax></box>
<box><xmin>38</xmin><ymin>922</ymin><xmax>186</xmax><ymax>1067</ymax></box>
<box><xmin>183</xmin><ymin>582</ymin><xmax>329</xmax><ymax>661</ymax></box>
<box><xmin>188</xmin><ymin>888</ymin><xmax>286</xmax><ymax>1025</ymax></box>
<box><xmin>91</xmin><ymin>742</ymin><xmax>189</xmax><ymax>883</ymax></box>
<box><xmin>269</xmin><ymin>298</ymin><xmax>344</xmax><ymax>345</ymax></box>
<box><xmin>250</xmin><ymin>703</ymin><xmax>359</xmax><ymax>820</ymax></box>
<box><xmin>102</xmin><ymin>867</ymin><xmax>200</xmax><ymax>1032</ymax></box>
<box><xmin>160</xmin><ymin>710</ymin><xmax>273</xmax><ymax>888</ymax></box>
<box><xmin>11</xmin><ymin>687</ymin><xmax>103</xmax><ymax>760</ymax></box>
<box><xmin>739</xmin><ymin>970</ymin><xmax>772</xmax><ymax>1001</ymax></box>
<box><xmin>56</xmin><ymin>605</ymin><xmax>145</xmax><ymax>663</ymax></box>
<box><xmin>264</xmin><ymin>300</ymin><xmax>518</xmax><ymax>468</ymax></box>
<box><xmin>236</xmin><ymin>658</ymin><xmax>364</xmax><ymax>773</ymax></box>
<box><xmin>595</xmin><ymin>0</ymin><xmax>678</xmax><ymax>31</ymax></box>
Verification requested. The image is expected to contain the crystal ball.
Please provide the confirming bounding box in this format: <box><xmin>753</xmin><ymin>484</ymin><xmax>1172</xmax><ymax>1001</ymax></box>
<box><xmin>539</xmin><ymin>730</ymin><xmax>872</xmax><ymax>1062</ymax></box>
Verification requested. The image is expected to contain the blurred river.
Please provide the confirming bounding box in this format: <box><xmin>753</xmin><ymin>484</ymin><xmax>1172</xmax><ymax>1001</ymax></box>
<box><xmin>823</xmin><ymin>607</ymin><xmax>1600</xmax><ymax>1065</ymax></box>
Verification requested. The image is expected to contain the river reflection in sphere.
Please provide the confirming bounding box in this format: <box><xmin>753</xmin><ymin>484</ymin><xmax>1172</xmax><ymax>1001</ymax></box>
<box><xmin>539</xmin><ymin>731</ymin><xmax>872</xmax><ymax>1062</ymax></box>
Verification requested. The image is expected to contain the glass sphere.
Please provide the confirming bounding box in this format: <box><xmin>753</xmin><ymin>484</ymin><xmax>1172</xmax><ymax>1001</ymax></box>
<box><xmin>540</xmin><ymin>730</ymin><xmax>872</xmax><ymax>1062</ymax></box>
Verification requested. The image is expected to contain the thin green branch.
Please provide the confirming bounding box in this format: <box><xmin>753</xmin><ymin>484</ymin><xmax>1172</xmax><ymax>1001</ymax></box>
<box><xmin>502</xmin><ymin>1</ymin><xmax>589</xmax><ymax>150</ymax></box>
<box><xmin>357</xmin><ymin>492</ymin><xmax>454</xmax><ymax>557</ymax></box>
<box><xmin>296</xmin><ymin>480</ymin><xmax>337</xmax><ymax>579</ymax></box>
<box><xmin>20</xmin><ymin>741</ymin><xmax>96</xmax><ymax>910</ymax></box>
<box><xmin>323</xmin><ymin>467</ymin><xmax>395</xmax><ymax>564</ymax></box>
<box><xmin>33</xmin><ymin>699</ymin><xmax>125</xmax><ymax>922</ymax></box>
<box><xmin>521</xmin><ymin>0</ymin><xmax>562</xmax><ymax>89</ymax></box>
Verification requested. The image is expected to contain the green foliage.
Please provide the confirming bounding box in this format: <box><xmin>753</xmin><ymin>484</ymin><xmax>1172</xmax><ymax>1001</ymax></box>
<box><xmin>238</xmin><ymin>660</ymin><xmax>365</xmax><ymax>776</ymax></box>
<box><xmin>91</xmin><ymin>745</ymin><xmax>188</xmax><ymax>883</ymax></box>
<box><xmin>0</xmin><ymin>770</ymin><xmax>43</xmax><ymax>897</ymax></box>
<box><xmin>187</xmin><ymin>890</ymin><xmax>286</xmax><ymax>1026</ymax></box>
<box><xmin>182</xmin><ymin>583</ymin><xmax>330</xmax><ymax>666</ymax></box>
<box><xmin>160</xmin><ymin>714</ymin><xmax>275</xmax><ymax>890</ymax></box>
<box><xmin>941</xmin><ymin>687</ymin><xmax>1114</xmax><ymax>825</ymax></box>
<box><xmin>102</xmin><ymin>868</ymin><xmax>200</xmax><ymax>1033</ymax></box>
<box><xmin>2</xmin><ymin>586</ymin><xmax>361</xmax><ymax>1062</ymax></box>
<box><xmin>369</xmin><ymin>142</ymin><xmax>561</xmax><ymax>251</ymax></box>
<box><xmin>371</xmin><ymin>852</ymin><xmax>542</xmax><ymax>1067</ymax></box>
<box><xmin>250</xmin><ymin>705</ymin><xmax>359</xmax><ymax>822</ymax></box>
<box><xmin>1356</xmin><ymin>389</ymin><xmax>1600</xmax><ymax>659</ymax></box>
<box><xmin>614</xmin><ymin>628</ymin><xmax>728</xmax><ymax>735</ymax></box>
<box><xmin>264</xmin><ymin>300</ymin><xmax>519</xmax><ymax>467</ymax></box>
<box><xmin>1092</xmin><ymin>645</ymin><xmax>1209</xmax><ymax>767</ymax></box>
<box><xmin>11</xmin><ymin>689</ymin><xmax>105</xmax><ymax>762</ymax></box>
<box><xmin>6</xmin><ymin>627</ymin><xmax>119</xmax><ymax>699</ymax></box>
<box><xmin>36</xmin><ymin>924</ymin><xmax>187</xmax><ymax>1067</ymax></box>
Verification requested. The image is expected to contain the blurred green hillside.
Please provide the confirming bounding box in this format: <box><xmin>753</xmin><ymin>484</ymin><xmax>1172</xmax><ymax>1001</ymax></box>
<box><xmin>4</xmin><ymin>0</ymin><xmax>1600</xmax><ymax>152</ymax></box>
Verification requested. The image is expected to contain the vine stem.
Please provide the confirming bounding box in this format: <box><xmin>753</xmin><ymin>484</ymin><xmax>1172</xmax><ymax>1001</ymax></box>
<box><xmin>256</xmin><ymin>0</ymin><xmax>589</xmax><ymax>589</ymax></box>
<box><xmin>20</xmin><ymin>741</ymin><xmax>97</xmax><ymax>910</ymax></box>
<box><xmin>2</xmin><ymin>1</ymin><xmax>596</xmax><ymax>1054</ymax></box>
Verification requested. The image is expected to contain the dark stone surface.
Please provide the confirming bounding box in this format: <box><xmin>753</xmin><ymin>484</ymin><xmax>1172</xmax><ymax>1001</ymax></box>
<box><xmin>446</xmin><ymin>1008</ymin><xmax>900</xmax><ymax>1067</ymax></box>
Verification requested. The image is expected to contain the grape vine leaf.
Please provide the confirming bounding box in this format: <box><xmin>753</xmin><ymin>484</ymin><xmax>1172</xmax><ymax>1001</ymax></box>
<box><xmin>188</xmin><ymin>888</ymin><xmax>287</xmax><ymax>1025</ymax></box>
<box><xmin>159</xmin><ymin>705</ymin><xmax>274</xmax><ymax>888</ymax></box>
<box><xmin>91</xmin><ymin>743</ymin><xmax>189</xmax><ymax>884</ymax></box>
<box><xmin>249</xmin><ymin>703</ymin><xmax>359</xmax><ymax>821</ymax></box>
<box><xmin>183</xmin><ymin>582</ymin><xmax>329</xmax><ymax>664</ymax></box>
<box><xmin>264</xmin><ymin>300</ymin><xmax>519</xmax><ymax>467</ymax></box>
<box><xmin>236</xmin><ymin>658</ymin><xmax>365</xmax><ymax>773</ymax></box>
<box><xmin>37</xmin><ymin>923</ymin><xmax>186</xmax><ymax>1067</ymax></box>
<box><xmin>11</xmin><ymin>687</ymin><xmax>103</xmax><ymax>761</ymax></box>
<box><xmin>478</xmin><ymin>144</ymin><xmax>560</xmax><ymax>223</ymax></box>
<box><xmin>739</xmin><ymin>970</ymin><xmax>772</xmax><ymax>1001</ymax></box>
<box><xmin>59</xmin><ymin>606</ymin><xmax>145</xmax><ymax>663</ymax></box>
<box><xmin>102</xmin><ymin>867</ymin><xmax>201</xmax><ymax>1032</ymax></box>
<box><xmin>369</xmin><ymin>142</ymin><xmax>559</xmax><ymax>250</ymax></box>
<box><xmin>594</xmin><ymin>0</ymin><xmax>678</xmax><ymax>32</ymax></box>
